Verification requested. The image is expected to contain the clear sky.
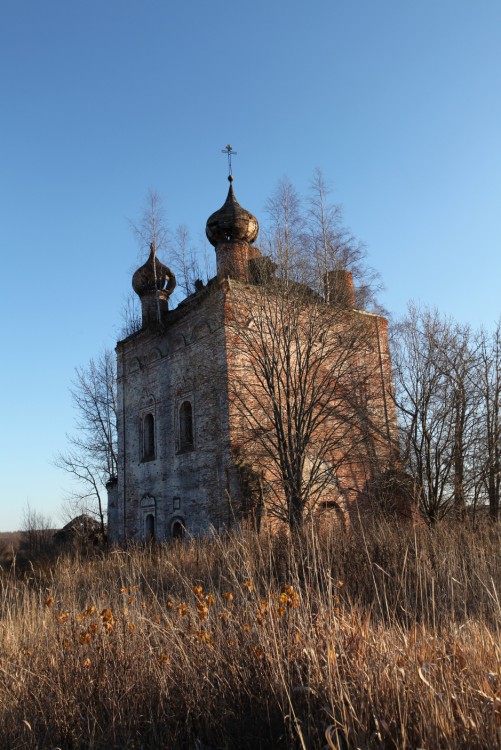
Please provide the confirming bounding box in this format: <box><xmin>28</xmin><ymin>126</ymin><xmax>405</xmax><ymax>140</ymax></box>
<box><xmin>1</xmin><ymin>0</ymin><xmax>500</xmax><ymax>531</ymax></box>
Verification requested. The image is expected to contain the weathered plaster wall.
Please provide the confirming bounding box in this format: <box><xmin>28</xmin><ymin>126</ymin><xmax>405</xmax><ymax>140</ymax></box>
<box><xmin>110</xmin><ymin>283</ymin><xmax>236</xmax><ymax>542</ymax></box>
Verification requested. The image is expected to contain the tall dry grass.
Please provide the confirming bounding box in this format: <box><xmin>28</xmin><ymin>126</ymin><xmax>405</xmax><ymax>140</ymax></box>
<box><xmin>0</xmin><ymin>519</ymin><xmax>500</xmax><ymax>749</ymax></box>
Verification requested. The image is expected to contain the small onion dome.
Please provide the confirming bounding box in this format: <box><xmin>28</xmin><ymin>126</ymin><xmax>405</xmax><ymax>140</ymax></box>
<box><xmin>132</xmin><ymin>242</ymin><xmax>176</xmax><ymax>297</ymax></box>
<box><xmin>206</xmin><ymin>177</ymin><xmax>259</xmax><ymax>247</ymax></box>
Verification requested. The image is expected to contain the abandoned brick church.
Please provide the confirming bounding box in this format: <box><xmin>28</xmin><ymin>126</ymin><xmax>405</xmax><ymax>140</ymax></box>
<box><xmin>107</xmin><ymin>177</ymin><xmax>398</xmax><ymax>543</ymax></box>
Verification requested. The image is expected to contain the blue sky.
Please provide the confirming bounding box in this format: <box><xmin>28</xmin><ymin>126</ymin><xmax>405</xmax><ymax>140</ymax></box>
<box><xmin>1</xmin><ymin>1</ymin><xmax>500</xmax><ymax>530</ymax></box>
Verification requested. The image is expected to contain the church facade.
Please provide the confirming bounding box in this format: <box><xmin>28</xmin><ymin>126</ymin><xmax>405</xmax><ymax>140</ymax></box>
<box><xmin>107</xmin><ymin>177</ymin><xmax>398</xmax><ymax>543</ymax></box>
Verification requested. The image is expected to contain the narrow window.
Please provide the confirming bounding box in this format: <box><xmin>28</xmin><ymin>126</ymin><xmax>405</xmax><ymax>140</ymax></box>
<box><xmin>143</xmin><ymin>413</ymin><xmax>155</xmax><ymax>460</ymax></box>
<box><xmin>179</xmin><ymin>401</ymin><xmax>194</xmax><ymax>451</ymax></box>
<box><xmin>145</xmin><ymin>513</ymin><xmax>155</xmax><ymax>541</ymax></box>
<box><xmin>173</xmin><ymin>496</ymin><xmax>181</xmax><ymax>511</ymax></box>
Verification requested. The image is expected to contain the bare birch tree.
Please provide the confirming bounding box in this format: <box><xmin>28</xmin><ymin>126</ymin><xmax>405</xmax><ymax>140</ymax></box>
<box><xmin>307</xmin><ymin>168</ymin><xmax>383</xmax><ymax>311</ymax></box>
<box><xmin>129</xmin><ymin>188</ymin><xmax>170</xmax><ymax>258</ymax></box>
<box><xmin>263</xmin><ymin>177</ymin><xmax>305</xmax><ymax>285</ymax></box>
<box><xmin>262</xmin><ymin>171</ymin><xmax>383</xmax><ymax>310</ymax></box>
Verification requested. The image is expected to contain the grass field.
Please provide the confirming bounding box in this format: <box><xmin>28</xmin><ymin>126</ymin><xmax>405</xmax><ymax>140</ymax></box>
<box><xmin>0</xmin><ymin>519</ymin><xmax>500</xmax><ymax>749</ymax></box>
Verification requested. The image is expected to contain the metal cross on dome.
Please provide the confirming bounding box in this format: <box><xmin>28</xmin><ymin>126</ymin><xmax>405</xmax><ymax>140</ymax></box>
<box><xmin>222</xmin><ymin>144</ymin><xmax>237</xmax><ymax>177</ymax></box>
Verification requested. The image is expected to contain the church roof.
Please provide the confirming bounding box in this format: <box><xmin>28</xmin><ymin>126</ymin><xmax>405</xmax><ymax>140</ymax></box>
<box><xmin>132</xmin><ymin>242</ymin><xmax>176</xmax><ymax>297</ymax></box>
<box><xmin>205</xmin><ymin>176</ymin><xmax>259</xmax><ymax>247</ymax></box>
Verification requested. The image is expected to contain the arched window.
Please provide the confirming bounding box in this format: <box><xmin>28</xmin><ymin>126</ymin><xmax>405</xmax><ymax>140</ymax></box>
<box><xmin>171</xmin><ymin>519</ymin><xmax>185</xmax><ymax>540</ymax></box>
<box><xmin>179</xmin><ymin>401</ymin><xmax>194</xmax><ymax>451</ymax></box>
<box><xmin>145</xmin><ymin>513</ymin><xmax>155</xmax><ymax>541</ymax></box>
<box><xmin>143</xmin><ymin>413</ymin><xmax>155</xmax><ymax>460</ymax></box>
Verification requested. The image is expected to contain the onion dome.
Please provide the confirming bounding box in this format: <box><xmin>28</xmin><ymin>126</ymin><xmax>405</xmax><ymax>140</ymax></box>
<box><xmin>206</xmin><ymin>176</ymin><xmax>259</xmax><ymax>247</ymax></box>
<box><xmin>132</xmin><ymin>242</ymin><xmax>176</xmax><ymax>297</ymax></box>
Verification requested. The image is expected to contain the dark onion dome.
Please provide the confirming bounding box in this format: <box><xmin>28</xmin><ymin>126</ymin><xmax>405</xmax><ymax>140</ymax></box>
<box><xmin>132</xmin><ymin>242</ymin><xmax>176</xmax><ymax>297</ymax></box>
<box><xmin>206</xmin><ymin>176</ymin><xmax>259</xmax><ymax>247</ymax></box>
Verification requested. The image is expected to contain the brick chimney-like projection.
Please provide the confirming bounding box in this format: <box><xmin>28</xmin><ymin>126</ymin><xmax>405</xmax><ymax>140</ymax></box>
<box><xmin>325</xmin><ymin>269</ymin><xmax>356</xmax><ymax>308</ymax></box>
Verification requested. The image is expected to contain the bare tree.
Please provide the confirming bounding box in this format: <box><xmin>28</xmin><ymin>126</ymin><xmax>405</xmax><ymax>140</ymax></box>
<box><xmin>128</xmin><ymin>190</ymin><xmax>215</xmax><ymax>309</ymax></box>
<box><xmin>262</xmin><ymin>171</ymin><xmax>383</xmax><ymax>311</ymax></box>
<box><xmin>199</xmin><ymin>231</ymin><xmax>216</xmax><ymax>285</ymax></box>
<box><xmin>221</xmin><ymin>172</ymin><xmax>396</xmax><ymax>531</ymax></box>
<box><xmin>263</xmin><ymin>177</ymin><xmax>305</xmax><ymax>286</ymax></box>
<box><xmin>227</xmin><ymin>278</ymin><xmax>392</xmax><ymax>532</ymax></box>
<box><xmin>474</xmin><ymin>322</ymin><xmax>501</xmax><ymax>520</ymax></box>
<box><xmin>119</xmin><ymin>292</ymin><xmax>142</xmax><ymax>338</ymax></box>
<box><xmin>307</xmin><ymin>168</ymin><xmax>343</xmax><ymax>300</ymax></box>
<box><xmin>20</xmin><ymin>503</ymin><xmax>54</xmax><ymax>555</ymax></box>
<box><xmin>55</xmin><ymin>349</ymin><xmax>117</xmax><ymax>535</ymax></box>
<box><xmin>171</xmin><ymin>224</ymin><xmax>206</xmax><ymax>296</ymax></box>
<box><xmin>129</xmin><ymin>188</ymin><xmax>170</xmax><ymax>258</ymax></box>
<box><xmin>444</xmin><ymin>324</ymin><xmax>478</xmax><ymax>516</ymax></box>
<box><xmin>391</xmin><ymin>304</ymin><xmax>479</xmax><ymax>523</ymax></box>
<box><xmin>307</xmin><ymin>169</ymin><xmax>383</xmax><ymax>311</ymax></box>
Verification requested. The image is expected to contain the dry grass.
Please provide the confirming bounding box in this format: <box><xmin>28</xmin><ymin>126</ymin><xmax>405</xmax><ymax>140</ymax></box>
<box><xmin>0</xmin><ymin>519</ymin><xmax>500</xmax><ymax>749</ymax></box>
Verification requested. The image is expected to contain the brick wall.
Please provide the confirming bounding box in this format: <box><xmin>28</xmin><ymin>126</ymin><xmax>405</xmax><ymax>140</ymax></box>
<box><xmin>109</xmin><ymin>275</ymin><xmax>400</xmax><ymax>542</ymax></box>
